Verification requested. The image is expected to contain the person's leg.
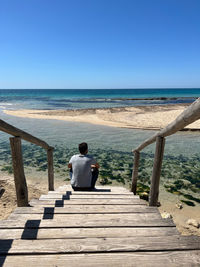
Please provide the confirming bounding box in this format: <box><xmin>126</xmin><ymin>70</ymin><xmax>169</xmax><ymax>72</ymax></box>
<box><xmin>69</xmin><ymin>168</ymin><xmax>73</xmax><ymax>179</ymax></box>
<box><xmin>91</xmin><ymin>167</ymin><xmax>99</xmax><ymax>189</ymax></box>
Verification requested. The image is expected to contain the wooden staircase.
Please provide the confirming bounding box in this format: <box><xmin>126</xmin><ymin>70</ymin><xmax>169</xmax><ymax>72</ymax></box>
<box><xmin>0</xmin><ymin>185</ymin><xmax>200</xmax><ymax>266</ymax></box>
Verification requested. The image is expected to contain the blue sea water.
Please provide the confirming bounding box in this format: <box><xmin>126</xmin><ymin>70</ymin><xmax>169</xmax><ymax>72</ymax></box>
<box><xmin>0</xmin><ymin>88</ymin><xmax>199</xmax><ymax>110</ymax></box>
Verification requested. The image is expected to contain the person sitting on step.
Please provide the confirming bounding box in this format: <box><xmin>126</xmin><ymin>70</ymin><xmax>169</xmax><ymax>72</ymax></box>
<box><xmin>68</xmin><ymin>142</ymin><xmax>99</xmax><ymax>191</ymax></box>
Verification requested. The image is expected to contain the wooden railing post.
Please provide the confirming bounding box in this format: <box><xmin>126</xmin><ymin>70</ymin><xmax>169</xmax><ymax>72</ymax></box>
<box><xmin>149</xmin><ymin>136</ymin><xmax>165</xmax><ymax>206</ymax></box>
<box><xmin>131</xmin><ymin>151</ymin><xmax>140</xmax><ymax>195</ymax></box>
<box><xmin>47</xmin><ymin>148</ymin><xmax>54</xmax><ymax>191</ymax></box>
<box><xmin>10</xmin><ymin>137</ymin><xmax>28</xmax><ymax>207</ymax></box>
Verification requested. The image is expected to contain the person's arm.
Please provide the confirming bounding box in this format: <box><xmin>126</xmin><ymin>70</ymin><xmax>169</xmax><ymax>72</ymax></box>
<box><xmin>91</xmin><ymin>162</ymin><xmax>100</xmax><ymax>169</ymax></box>
<box><xmin>68</xmin><ymin>163</ymin><xmax>72</xmax><ymax>169</ymax></box>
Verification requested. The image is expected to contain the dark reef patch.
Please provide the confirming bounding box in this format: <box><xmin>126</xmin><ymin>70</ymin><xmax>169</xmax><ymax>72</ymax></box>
<box><xmin>0</xmin><ymin>141</ymin><xmax>199</xmax><ymax>205</ymax></box>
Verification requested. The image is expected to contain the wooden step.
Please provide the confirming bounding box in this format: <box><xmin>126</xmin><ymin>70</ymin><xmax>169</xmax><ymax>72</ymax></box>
<box><xmin>51</xmin><ymin>191</ymin><xmax>135</xmax><ymax>196</ymax></box>
<box><xmin>0</xmin><ymin>217</ymin><xmax>175</xmax><ymax>229</ymax></box>
<box><xmin>2</xmin><ymin>251</ymin><xmax>200</xmax><ymax>267</ymax></box>
<box><xmin>30</xmin><ymin>198</ymin><xmax>146</xmax><ymax>205</ymax></box>
<box><xmin>8</xmin><ymin>212</ymin><xmax>162</xmax><ymax>221</ymax></box>
<box><xmin>0</xmin><ymin>236</ymin><xmax>200</xmax><ymax>255</ymax></box>
<box><xmin>13</xmin><ymin>205</ymin><xmax>158</xmax><ymax>214</ymax></box>
<box><xmin>58</xmin><ymin>185</ymin><xmax>130</xmax><ymax>193</ymax></box>
<box><xmin>0</xmin><ymin>227</ymin><xmax>179</xmax><ymax>240</ymax></box>
<box><xmin>40</xmin><ymin>194</ymin><xmax>139</xmax><ymax>199</ymax></box>
<box><xmin>1</xmin><ymin>184</ymin><xmax>199</xmax><ymax>267</ymax></box>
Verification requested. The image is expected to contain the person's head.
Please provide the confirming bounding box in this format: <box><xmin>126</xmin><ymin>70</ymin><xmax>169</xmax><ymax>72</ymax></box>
<box><xmin>79</xmin><ymin>142</ymin><xmax>88</xmax><ymax>155</ymax></box>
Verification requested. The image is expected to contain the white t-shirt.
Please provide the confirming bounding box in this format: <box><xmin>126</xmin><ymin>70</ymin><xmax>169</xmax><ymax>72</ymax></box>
<box><xmin>69</xmin><ymin>154</ymin><xmax>96</xmax><ymax>187</ymax></box>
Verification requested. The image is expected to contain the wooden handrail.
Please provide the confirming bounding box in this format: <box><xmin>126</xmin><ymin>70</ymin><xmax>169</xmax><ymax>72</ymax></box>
<box><xmin>0</xmin><ymin>119</ymin><xmax>51</xmax><ymax>150</ymax></box>
<box><xmin>133</xmin><ymin>97</ymin><xmax>200</xmax><ymax>152</ymax></box>
<box><xmin>131</xmin><ymin>97</ymin><xmax>200</xmax><ymax>205</ymax></box>
<box><xmin>0</xmin><ymin>118</ymin><xmax>54</xmax><ymax>206</ymax></box>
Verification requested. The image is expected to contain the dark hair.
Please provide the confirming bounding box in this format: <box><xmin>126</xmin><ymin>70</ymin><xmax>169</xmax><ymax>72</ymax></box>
<box><xmin>79</xmin><ymin>142</ymin><xmax>88</xmax><ymax>154</ymax></box>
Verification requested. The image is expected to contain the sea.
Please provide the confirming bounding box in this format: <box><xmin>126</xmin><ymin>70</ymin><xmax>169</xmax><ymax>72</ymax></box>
<box><xmin>0</xmin><ymin>88</ymin><xmax>200</xmax><ymax>156</ymax></box>
<box><xmin>0</xmin><ymin>88</ymin><xmax>199</xmax><ymax>110</ymax></box>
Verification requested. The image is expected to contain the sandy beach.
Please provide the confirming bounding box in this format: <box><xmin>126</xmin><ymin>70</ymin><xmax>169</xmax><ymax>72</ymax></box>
<box><xmin>4</xmin><ymin>104</ymin><xmax>200</xmax><ymax>130</ymax></box>
<box><xmin>0</xmin><ymin>173</ymin><xmax>66</xmax><ymax>220</ymax></box>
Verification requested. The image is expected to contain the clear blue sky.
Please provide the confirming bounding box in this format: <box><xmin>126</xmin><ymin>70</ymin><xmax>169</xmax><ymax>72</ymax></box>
<box><xmin>0</xmin><ymin>0</ymin><xmax>200</xmax><ymax>89</ymax></box>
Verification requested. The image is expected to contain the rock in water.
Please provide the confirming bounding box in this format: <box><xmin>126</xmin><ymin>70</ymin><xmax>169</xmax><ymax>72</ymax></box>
<box><xmin>161</xmin><ymin>211</ymin><xmax>172</xmax><ymax>219</ymax></box>
<box><xmin>175</xmin><ymin>203</ymin><xmax>183</xmax><ymax>209</ymax></box>
<box><xmin>139</xmin><ymin>192</ymin><xmax>149</xmax><ymax>201</ymax></box>
<box><xmin>187</xmin><ymin>219</ymin><xmax>199</xmax><ymax>228</ymax></box>
<box><xmin>156</xmin><ymin>201</ymin><xmax>161</xmax><ymax>207</ymax></box>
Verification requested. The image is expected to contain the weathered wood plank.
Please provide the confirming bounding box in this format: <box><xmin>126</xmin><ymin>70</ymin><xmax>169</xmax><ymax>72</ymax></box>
<box><xmin>30</xmin><ymin>198</ymin><xmax>146</xmax><ymax>205</ymax></box>
<box><xmin>0</xmin><ymin>236</ymin><xmax>200</xmax><ymax>254</ymax></box>
<box><xmin>2</xmin><ymin>251</ymin><xmax>200</xmax><ymax>267</ymax></box>
<box><xmin>13</xmin><ymin>205</ymin><xmax>158</xmax><ymax>214</ymax></box>
<box><xmin>8</xmin><ymin>212</ymin><xmax>162</xmax><ymax>221</ymax></box>
<box><xmin>10</xmin><ymin>137</ymin><xmax>28</xmax><ymax>207</ymax></box>
<box><xmin>40</xmin><ymin>194</ymin><xmax>139</xmax><ymax>199</ymax></box>
<box><xmin>58</xmin><ymin>185</ymin><xmax>130</xmax><ymax>193</ymax></box>
<box><xmin>0</xmin><ymin>118</ymin><xmax>51</xmax><ymax>149</ymax></box>
<box><xmin>134</xmin><ymin>97</ymin><xmax>200</xmax><ymax>152</ymax></box>
<box><xmin>149</xmin><ymin>136</ymin><xmax>165</xmax><ymax>206</ymax></box>
<box><xmin>131</xmin><ymin>150</ymin><xmax>140</xmax><ymax>194</ymax></box>
<box><xmin>51</xmin><ymin>193</ymin><xmax>136</xmax><ymax>198</ymax></box>
<box><xmin>0</xmin><ymin>227</ymin><xmax>179</xmax><ymax>240</ymax></box>
<box><xmin>0</xmin><ymin>217</ymin><xmax>175</xmax><ymax>228</ymax></box>
<box><xmin>47</xmin><ymin>148</ymin><xmax>54</xmax><ymax>191</ymax></box>
<box><xmin>1</xmin><ymin>182</ymin><xmax>199</xmax><ymax>267</ymax></box>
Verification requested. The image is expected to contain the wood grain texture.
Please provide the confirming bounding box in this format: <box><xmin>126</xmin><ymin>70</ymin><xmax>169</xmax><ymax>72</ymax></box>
<box><xmin>47</xmin><ymin>148</ymin><xmax>54</xmax><ymax>191</ymax></box>
<box><xmin>40</xmin><ymin>194</ymin><xmax>139</xmax><ymax>199</ymax></box>
<box><xmin>131</xmin><ymin>150</ymin><xmax>140</xmax><ymax>194</ymax></box>
<box><xmin>149</xmin><ymin>136</ymin><xmax>165</xmax><ymax>206</ymax></box>
<box><xmin>1</xmin><ymin>236</ymin><xmax>200</xmax><ymax>254</ymax></box>
<box><xmin>8</xmin><ymin>212</ymin><xmax>162</xmax><ymax>221</ymax></box>
<box><xmin>2</xmin><ymin>251</ymin><xmax>200</xmax><ymax>267</ymax></box>
<box><xmin>1</xmin><ymin>184</ymin><xmax>199</xmax><ymax>266</ymax></box>
<box><xmin>10</xmin><ymin>137</ymin><xmax>28</xmax><ymax>207</ymax></box>
<box><xmin>0</xmin><ymin>218</ymin><xmax>175</xmax><ymax>228</ymax></box>
<box><xmin>0</xmin><ymin>227</ymin><xmax>179</xmax><ymax>240</ymax></box>
<box><xmin>48</xmin><ymin>193</ymin><xmax>139</xmax><ymax>198</ymax></box>
<box><xmin>30</xmin><ymin>198</ymin><xmax>148</xmax><ymax>205</ymax></box>
<box><xmin>13</xmin><ymin>205</ymin><xmax>158</xmax><ymax>214</ymax></box>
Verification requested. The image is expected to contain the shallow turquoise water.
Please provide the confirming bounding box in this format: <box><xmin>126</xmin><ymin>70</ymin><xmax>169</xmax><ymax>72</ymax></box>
<box><xmin>1</xmin><ymin>88</ymin><xmax>199</xmax><ymax>156</ymax></box>
<box><xmin>1</xmin><ymin>110</ymin><xmax>200</xmax><ymax>157</ymax></box>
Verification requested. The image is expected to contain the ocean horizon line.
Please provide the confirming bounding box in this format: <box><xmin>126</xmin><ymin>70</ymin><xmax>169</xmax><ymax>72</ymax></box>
<box><xmin>1</xmin><ymin>87</ymin><xmax>200</xmax><ymax>90</ymax></box>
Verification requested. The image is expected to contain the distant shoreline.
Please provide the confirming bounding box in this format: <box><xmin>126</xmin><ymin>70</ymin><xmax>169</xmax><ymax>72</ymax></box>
<box><xmin>0</xmin><ymin>88</ymin><xmax>199</xmax><ymax>111</ymax></box>
<box><xmin>93</xmin><ymin>96</ymin><xmax>198</xmax><ymax>101</ymax></box>
<box><xmin>4</xmin><ymin>103</ymin><xmax>200</xmax><ymax>130</ymax></box>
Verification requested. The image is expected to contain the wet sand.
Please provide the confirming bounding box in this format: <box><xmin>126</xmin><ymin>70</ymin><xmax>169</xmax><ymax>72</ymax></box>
<box><xmin>4</xmin><ymin>104</ymin><xmax>200</xmax><ymax>130</ymax></box>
